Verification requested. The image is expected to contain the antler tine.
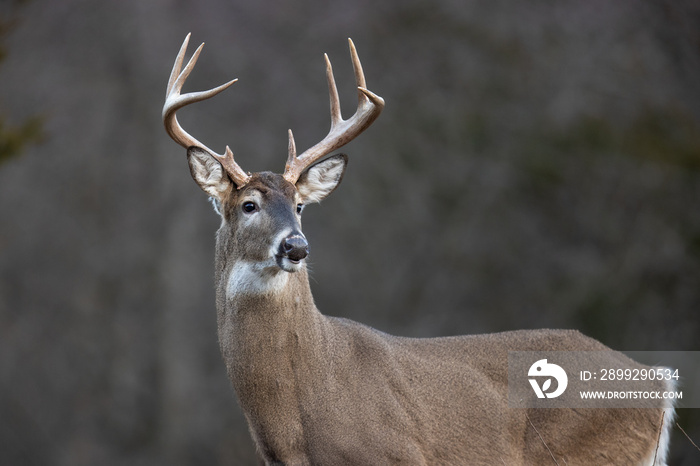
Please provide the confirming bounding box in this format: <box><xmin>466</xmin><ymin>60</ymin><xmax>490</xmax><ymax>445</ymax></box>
<box><xmin>166</xmin><ymin>32</ymin><xmax>190</xmax><ymax>98</ymax></box>
<box><xmin>287</xmin><ymin>129</ymin><xmax>297</xmax><ymax>158</ymax></box>
<box><xmin>348</xmin><ymin>39</ymin><xmax>367</xmax><ymax>100</ymax></box>
<box><xmin>283</xmin><ymin>38</ymin><xmax>385</xmax><ymax>184</ymax></box>
<box><xmin>325</xmin><ymin>53</ymin><xmax>342</xmax><ymax>127</ymax></box>
<box><xmin>163</xmin><ymin>34</ymin><xmax>251</xmax><ymax>188</ymax></box>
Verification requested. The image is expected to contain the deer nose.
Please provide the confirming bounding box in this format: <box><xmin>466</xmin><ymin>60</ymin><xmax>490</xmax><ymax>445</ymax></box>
<box><xmin>281</xmin><ymin>235</ymin><xmax>309</xmax><ymax>262</ymax></box>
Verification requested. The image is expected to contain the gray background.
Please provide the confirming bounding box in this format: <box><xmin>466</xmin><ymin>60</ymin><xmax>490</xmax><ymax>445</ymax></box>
<box><xmin>0</xmin><ymin>0</ymin><xmax>698</xmax><ymax>464</ymax></box>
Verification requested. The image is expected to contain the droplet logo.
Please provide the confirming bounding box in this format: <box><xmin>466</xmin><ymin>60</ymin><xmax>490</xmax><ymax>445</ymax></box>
<box><xmin>528</xmin><ymin>359</ymin><xmax>568</xmax><ymax>399</ymax></box>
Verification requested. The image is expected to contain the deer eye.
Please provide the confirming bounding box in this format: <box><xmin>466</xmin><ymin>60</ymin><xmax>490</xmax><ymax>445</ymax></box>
<box><xmin>242</xmin><ymin>201</ymin><xmax>258</xmax><ymax>213</ymax></box>
<box><xmin>296</xmin><ymin>204</ymin><xmax>304</xmax><ymax>215</ymax></box>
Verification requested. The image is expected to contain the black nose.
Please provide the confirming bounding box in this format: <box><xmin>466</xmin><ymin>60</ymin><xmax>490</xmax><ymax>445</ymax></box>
<box><xmin>282</xmin><ymin>235</ymin><xmax>309</xmax><ymax>262</ymax></box>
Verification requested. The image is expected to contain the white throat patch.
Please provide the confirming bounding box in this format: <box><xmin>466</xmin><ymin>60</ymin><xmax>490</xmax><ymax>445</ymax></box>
<box><xmin>226</xmin><ymin>260</ymin><xmax>290</xmax><ymax>297</ymax></box>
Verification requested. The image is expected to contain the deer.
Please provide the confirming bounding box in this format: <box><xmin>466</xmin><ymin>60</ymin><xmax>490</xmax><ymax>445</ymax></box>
<box><xmin>163</xmin><ymin>34</ymin><xmax>676</xmax><ymax>465</ymax></box>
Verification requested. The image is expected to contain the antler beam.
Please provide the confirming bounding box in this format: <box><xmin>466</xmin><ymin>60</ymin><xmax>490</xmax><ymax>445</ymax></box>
<box><xmin>283</xmin><ymin>39</ymin><xmax>385</xmax><ymax>184</ymax></box>
<box><xmin>163</xmin><ymin>33</ymin><xmax>251</xmax><ymax>188</ymax></box>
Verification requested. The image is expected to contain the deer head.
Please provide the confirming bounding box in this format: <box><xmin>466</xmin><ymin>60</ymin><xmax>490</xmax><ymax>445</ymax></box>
<box><xmin>162</xmin><ymin>34</ymin><xmax>383</xmax><ymax>278</ymax></box>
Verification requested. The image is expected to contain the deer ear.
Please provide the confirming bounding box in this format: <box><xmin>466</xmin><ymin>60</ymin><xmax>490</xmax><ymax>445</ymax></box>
<box><xmin>187</xmin><ymin>147</ymin><xmax>233</xmax><ymax>201</ymax></box>
<box><xmin>296</xmin><ymin>154</ymin><xmax>348</xmax><ymax>204</ymax></box>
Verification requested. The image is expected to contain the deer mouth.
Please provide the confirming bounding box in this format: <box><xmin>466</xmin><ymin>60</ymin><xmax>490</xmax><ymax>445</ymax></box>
<box><xmin>275</xmin><ymin>254</ymin><xmax>304</xmax><ymax>273</ymax></box>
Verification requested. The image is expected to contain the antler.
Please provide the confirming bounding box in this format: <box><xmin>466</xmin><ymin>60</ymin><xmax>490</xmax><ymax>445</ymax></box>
<box><xmin>283</xmin><ymin>39</ymin><xmax>385</xmax><ymax>184</ymax></box>
<box><xmin>163</xmin><ymin>33</ymin><xmax>251</xmax><ymax>188</ymax></box>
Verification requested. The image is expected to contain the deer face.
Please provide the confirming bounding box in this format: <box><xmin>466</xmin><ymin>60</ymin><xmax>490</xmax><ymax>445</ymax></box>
<box><xmin>187</xmin><ymin>147</ymin><xmax>347</xmax><ymax>276</ymax></box>
<box><xmin>222</xmin><ymin>172</ymin><xmax>307</xmax><ymax>274</ymax></box>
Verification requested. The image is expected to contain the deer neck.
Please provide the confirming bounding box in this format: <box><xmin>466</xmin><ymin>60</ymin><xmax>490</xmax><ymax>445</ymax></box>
<box><xmin>214</xmin><ymin>258</ymin><xmax>329</xmax><ymax>433</ymax></box>
<box><xmin>216</xmin><ymin>258</ymin><xmax>325</xmax><ymax>355</ymax></box>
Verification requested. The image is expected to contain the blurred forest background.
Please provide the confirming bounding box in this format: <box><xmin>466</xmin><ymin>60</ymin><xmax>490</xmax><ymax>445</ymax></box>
<box><xmin>0</xmin><ymin>0</ymin><xmax>698</xmax><ymax>464</ymax></box>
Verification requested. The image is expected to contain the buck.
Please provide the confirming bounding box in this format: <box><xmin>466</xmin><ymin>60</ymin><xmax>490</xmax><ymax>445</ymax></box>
<box><xmin>163</xmin><ymin>34</ymin><xmax>675</xmax><ymax>465</ymax></box>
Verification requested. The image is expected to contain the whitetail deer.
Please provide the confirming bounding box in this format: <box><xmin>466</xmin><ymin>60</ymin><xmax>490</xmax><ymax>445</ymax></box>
<box><xmin>163</xmin><ymin>34</ymin><xmax>675</xmax><ymax>465</ymax></box>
